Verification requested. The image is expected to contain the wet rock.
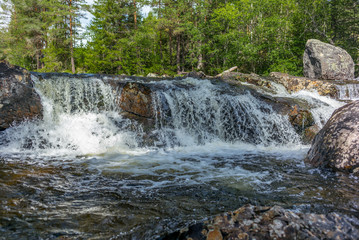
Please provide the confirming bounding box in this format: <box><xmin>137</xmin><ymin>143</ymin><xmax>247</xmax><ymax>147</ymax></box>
<box><xmin>269</xmin><ymin>72</ymin><xmax>338</xmax><ymax>98</ymax></box>
<box><xmin>305</xmin><ymin>101</ymin><xmax>359</xmax><ymax>173</ymax></box>
<box><xmin>160</xmin><ymin>205</ymin><xmax>359</xmax><ymax>240</ymax></box>
<box><xmin>0</xmin><ymin>61</ymin><xmax>43</xmax><ymax>130</ymax></box>
<box><xmin>221</xmin><ymin>72</ymin><xmax>272</xmax><ymax>89</ymax></box>
<box><xmin>186</xmin><ymin>71</ymin><xmax>207</xmax><ymax>79</ymax></box>
<box><xmin>303</xmin><ymin>125</ymin><xmax>320</xmax><ymax>145</ymax></box>
<box><xmin>303</xmin><ymin>39</ymin><xmax>355</xmax><ymax>80</ymax></box>
<box><xmin>119</xmin><ymin>82</ymin><xmax>154</xmax><ymax>118</ymax></box>
<box><xmin>288</xmin><ymin>105</ymin><xmax>314</xmax><ymax>133</ymax></box>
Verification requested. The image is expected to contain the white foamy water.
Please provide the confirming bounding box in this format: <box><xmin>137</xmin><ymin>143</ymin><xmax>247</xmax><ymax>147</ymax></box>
<box><xmin>2</xmin><ymin>75</ymin><xmax>357</xmax><ymax>240</ymax></box>
<box><xmin>336</xmin><ymin>84</ymin><xmax>359</xmax><ymax>100</ymax></box>
<box><xmin>0</xmin><ymin>76</ymin><xmax>341</xmax><ymax>187</ymax></box>
<box><xmin>271</xmin><ymin>83</ymin><xmax>345</xmax><ymax>128</ymax></box>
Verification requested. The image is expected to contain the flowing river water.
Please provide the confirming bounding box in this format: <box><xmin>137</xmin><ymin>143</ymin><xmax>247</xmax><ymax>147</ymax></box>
<box><xmin>0</xmin><ymin>75</ymin><xmax>358</xmax><ymax>239</ymax></box>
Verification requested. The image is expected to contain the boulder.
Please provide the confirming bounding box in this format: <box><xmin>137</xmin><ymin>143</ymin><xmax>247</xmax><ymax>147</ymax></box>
<box><xmin>0</xmin><ymin>61</ymin><xmax>42</xmax><ymax>130</ymax></box>
<box><xmin>305</xmin><ymin>101</ymin><xmax>359</xmax><ymax>173</ymax></box>
<box><xmin>303</xmin><ymin>39</ymin><xmax>354</xmax><ymax>80</ymax></box>
<box><xmin>119</xmin><ymin>82</ymin><xmax>154</xmax><ymax>118</ymax></box>
<box><xmin>269</xmin><ymin>72</ymin><xmax>338</xmax><ymax>97</ymax></box>
<box><xmin>161</xmin><ymin>204</ymin><xmax>359</xmax><ymax>240</ymax></box>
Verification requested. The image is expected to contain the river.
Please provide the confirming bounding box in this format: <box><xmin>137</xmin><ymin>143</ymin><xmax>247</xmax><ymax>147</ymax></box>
<box><xmin>0</xmin><ymin>75</ymin><xmax>358</xmax><ymax>239</ymax></box>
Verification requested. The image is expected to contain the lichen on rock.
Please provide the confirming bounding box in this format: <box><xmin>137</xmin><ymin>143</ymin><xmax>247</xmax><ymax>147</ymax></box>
<box><xmin>303</xmin><ymin>39</ymin><xmax>355</xmax><ymax>80</ymax></box>
<box><xmin>305</xmin><ymin>100</ymin><xmax>359</xmax><ymax>172</ymax></box>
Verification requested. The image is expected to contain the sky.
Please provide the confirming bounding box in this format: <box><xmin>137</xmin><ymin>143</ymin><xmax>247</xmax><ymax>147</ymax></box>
<box><xmin>83</xmin><ymin>0</ymin><xmax>152</xmax><ymax>28</ymax></box>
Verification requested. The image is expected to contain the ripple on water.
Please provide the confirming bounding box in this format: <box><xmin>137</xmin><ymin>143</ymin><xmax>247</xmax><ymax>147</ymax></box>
<box><xmin>0</xmin><ymin>145</ymin><xmax>359</xmax><ymax>239</ymax></box>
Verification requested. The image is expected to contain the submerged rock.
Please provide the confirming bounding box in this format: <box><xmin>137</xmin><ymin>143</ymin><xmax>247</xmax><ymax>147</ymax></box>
<box><xmin>160</xmin><ymin>205</ymin><xmax>359</xmax><ymax>240</ymax></box>
<box><xmin>303</xmin><ymin>39</ymin><xmax>355</xmax><ymax>80</ymax></box>
<box><xmin>306</xmin><ymin>101</ymin><xmax>359</xmax><ymax>173</ymax></box>
<box><xmin>269</xmin><ymin>72</ymin><xmax>338</xmax><ymax>98</ymax></box>
<box><xmin>0</xmin><ymin>61</ymin><xmax>42</xmax><ymax>131</ymax></box>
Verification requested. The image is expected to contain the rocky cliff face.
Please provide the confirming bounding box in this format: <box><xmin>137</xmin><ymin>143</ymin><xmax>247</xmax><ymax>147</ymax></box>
<box><xmin>303</xmin><ymin>39</ymin><xmax>355</xmax><ymax>80</ymax></box>
<box><xmin>0</xmin><ymin>61</ymin><xmax>43</xmax><ymax>131</ymax></box>
<box><xmin>305</xmin><ymin>101</ymin><xmax>359</xmax><ymax>173</ymax></box>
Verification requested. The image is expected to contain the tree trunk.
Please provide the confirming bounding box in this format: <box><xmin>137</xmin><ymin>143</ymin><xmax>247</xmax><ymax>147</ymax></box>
<box><xmin>36</xmin><ymin>51</ymin><xmax>41</xmax><ymax>70</ymax></box>
<box><xmin>169</xmin><ymin>32</ymin><xmax>173</xmax><ymax>65</ymax></box>
<box><xmin>176</xmin><ymin>34</ymin><xmax>181</xmax><ymax>74</ymax></box>
<box><xmin>133</xmin><ymin>0</ymin><xmax>137</xmax><ymax>29</ymax></box>
<box><xmin>69</xmin><ymin>0</ymin><xmax>75</xmax><ymax>74</ymax></box>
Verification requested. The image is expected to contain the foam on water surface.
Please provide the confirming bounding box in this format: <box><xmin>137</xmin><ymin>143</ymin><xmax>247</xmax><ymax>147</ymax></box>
<box><xmin>1</xmin><ymin>75</ymin><xmax>358</xmax><ymax>239</ymax></box>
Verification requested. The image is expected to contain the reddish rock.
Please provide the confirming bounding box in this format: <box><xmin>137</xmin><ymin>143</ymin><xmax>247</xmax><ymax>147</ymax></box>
<box><xmin>303</xmin><ymin>125</ymin><xmax>320</xmax><ymax>145</ymax></box>
<box><xmin>288</xmin><ymin>105</ymin><xmax>314</xmax><ymax>133</ymax></box>
<box><xmin>0</xmin><ymin>61</ymin><xmax>42</xmax><ymax>130</ymax></box>
<box><xmin>119</xmin><ymin>82</ymin><xmax>154</xmax><ymax>118</ymax></box>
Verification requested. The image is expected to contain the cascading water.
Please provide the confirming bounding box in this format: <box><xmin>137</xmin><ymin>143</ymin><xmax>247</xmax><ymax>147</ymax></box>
<box><xmin>0</xmin><ymin>75</ymin><xmax>357</xmax><ymax>240</ymax></box>
<box><xmin>336</xmin><ymin>83</ymin><xmax>359</xmax><ymax>100</ymax></box>
<box><xmin>151</xmin><ymin>78</ymin><xmax>301</xmax><ymax>147</ymax></box>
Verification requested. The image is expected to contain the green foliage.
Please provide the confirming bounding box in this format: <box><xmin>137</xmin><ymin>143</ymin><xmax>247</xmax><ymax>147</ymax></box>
<box><xmin>0</xmin><ymin>0</ymin><xmax>358</xmax><ymax>76</ymax></box>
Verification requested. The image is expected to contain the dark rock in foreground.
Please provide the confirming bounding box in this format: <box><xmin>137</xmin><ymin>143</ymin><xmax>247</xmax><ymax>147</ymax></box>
<box><xmin>303</xmin><ymin>39</ymin><xmax>354</xmax><ymax>80</ymax></box>
<box><xmin>0</xmin><ymin>61</ymin><xmax>42</xmax><ymax>131</ymax></box>
<box><xmin>160</xmin><ymin>205</ymin><xmax>359</xmax><ymax>240</ymax></box>
<box><xmin>306</xmin><ymin>101</ymin><xmax>359</xmax><ymax>173</ymax></box>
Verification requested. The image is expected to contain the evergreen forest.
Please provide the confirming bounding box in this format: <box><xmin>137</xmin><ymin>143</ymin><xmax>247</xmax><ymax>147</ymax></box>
<box><xmin>0</xmin><ymin>0</ymin><xmax>358</xmax><ymax>76</ymax></box>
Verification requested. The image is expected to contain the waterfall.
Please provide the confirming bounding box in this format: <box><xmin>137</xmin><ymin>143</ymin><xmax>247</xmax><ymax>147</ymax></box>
<box><xmin>335</xmin><ymin>84</ymin><xmax>359</xmax><ymax>100</ymax></box>
<box><xmin>152</xmin><ymin>79</ymin><xmax>300</xmax><ymax>147</ymax></box>
<box><xmin>0</xmin><ymin>75</ymin><xmax>344</xmax><ymax>157</ymax></box>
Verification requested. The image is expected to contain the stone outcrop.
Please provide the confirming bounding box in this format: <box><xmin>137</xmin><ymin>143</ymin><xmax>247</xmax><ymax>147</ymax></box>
<box><xmin>223</xmin><ymin>72</ymin><xmax>272</xmax><ymax>89</ymax></box>
<box><xmin>303</xmin><ymin>39</ymin><xmax>355</xmax><ymax>80</ymax></box>
<box><xmin>0</xmin><ymin>61</ymin><xmax>42</xmax><ymax>131</ymax></box>
<box><xmin>161</xmin><ymin>204</ymin><xmax>359</xmax><ymax>240</ymax></box>
<box><xmin>269</xmin><ymin>72</ymin><xmax>338</xmax><ymax>97</ymax></box>
<box><xmin>119</xmin><ymin>82</ymin><xmax>154</xmax><ymax>118</ymax></box>
<box><xmin>305</xmin><ymin>101</ymin><xmax>359</xmax><ymax>173</ymax></box>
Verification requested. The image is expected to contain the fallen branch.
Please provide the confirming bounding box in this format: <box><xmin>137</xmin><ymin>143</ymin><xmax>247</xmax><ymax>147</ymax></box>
<box><xmin>216</xmin><ymin>66</ymin><xmax>238</xmax><ymax>77</ymax></box>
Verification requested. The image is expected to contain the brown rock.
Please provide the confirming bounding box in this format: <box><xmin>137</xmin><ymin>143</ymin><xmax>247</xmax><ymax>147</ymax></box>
<box><xmin>206</xmin><ymin>227</ymin><xmax>223</xmax><ymax>240</ymax></box>
<box><xmin>305</xmin><ymin>100</ymin><xmax>359</xmax><ymax>172</ymax></box>
<box><xmin>303</xmin><ymin>125</ymin><xmax>320</xmax><ymax>145</ymax></box>
<box><xmin>288</xmin><ymin>106</ymin><xmax>314</xmax><ymax>133</ymax></box>
<box><xmin>0</xmin><ymin>61</ymin><xmax>43</xmax><ymax>130</ymax></box>
<box><xmin>160</xmin><ymin>205</ymin><xmax>359</xmax><ymax>240</ymax></box>
<box><xmin>221</xmin><ymin>72</ymin><xmax>272</xmax><ymax>89</ymax></box>
<box><xmin>119</xmin><ymin>82</ymin><xmax>154</xmax><ymax>118</ymax></box>
<box><xmin>269</xmin><ymin>72</ymin><xmax>338</xmax><ymax>98</ymax></box>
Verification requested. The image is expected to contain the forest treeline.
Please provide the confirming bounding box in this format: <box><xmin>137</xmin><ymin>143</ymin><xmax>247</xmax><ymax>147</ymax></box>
<box><xmin>0</xmin><ymin>0</ymin><xmax>358</xmax><ymax>76</ymax></box>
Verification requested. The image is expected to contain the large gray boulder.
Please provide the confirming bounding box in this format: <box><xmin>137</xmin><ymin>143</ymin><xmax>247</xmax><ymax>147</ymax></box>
<box><xmin>305</xmin><ymin>101</ymin><xmax>359</xmax><ymax>173</ymax></box>
<box><xmin>303</xmin><ymin>39</ymin><xmax>355</xmax><ymax>80</ymax></box>
<box><xmin>0</xmin><ymin>61</ymin><xmax>43</xmax><ymax>130</ymax></box>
